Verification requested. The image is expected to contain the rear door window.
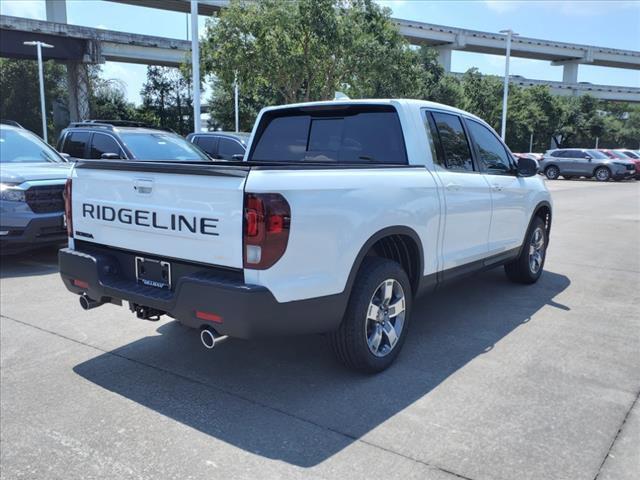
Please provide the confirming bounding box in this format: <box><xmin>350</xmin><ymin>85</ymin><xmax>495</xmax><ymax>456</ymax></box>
<box><xmin>250</xmin><ymin>106</ymin><xmax>407</xmax><ymax>164</ymax></box>
<box><xmin>63</xmin><ymin>131</ymin><xmax>90</xmax><ymax>159</ymax></box>
<box><xmin>430</xmin><ymin>112</ymin><xmax>474</xmax><ymax>172</ymax></box>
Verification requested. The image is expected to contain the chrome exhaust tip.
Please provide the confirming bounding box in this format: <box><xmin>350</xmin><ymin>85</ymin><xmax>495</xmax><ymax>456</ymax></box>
<box><xmin>79</xmin><ymin>294</ymin><xmax>103</xmax><ymax>310</ymax></box>
<box><xmin>200</xmin><ymin>327</ymin><xmax>228</xmax><ymax>349</ymax></box>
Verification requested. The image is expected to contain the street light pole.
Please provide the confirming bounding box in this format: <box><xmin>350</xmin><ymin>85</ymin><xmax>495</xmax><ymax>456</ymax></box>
<box><xmin>234</xmin><ymin>71</ymin><xmax>239</xmax><ymax>133</ymax></box>
<box><xmin>190</xmin><ymin>0</ymin><xmax>201</xmax><ymax>132</ymax></box>
<box><xmin>23</xmin><ymin>41</ymin><xmax>54</xmax><ymax>143</ymax></box>
<box><xmin>499</xmin><ymin>29</ymin><xmax>517</xmax><ymax>141</ymax></box>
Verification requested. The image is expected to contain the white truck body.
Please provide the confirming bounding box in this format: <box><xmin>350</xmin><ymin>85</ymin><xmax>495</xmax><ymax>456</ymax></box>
<box><xmin>60</xmin><ymin>99</ymin><xmax>552</xmax><ymax>371</ymax></box>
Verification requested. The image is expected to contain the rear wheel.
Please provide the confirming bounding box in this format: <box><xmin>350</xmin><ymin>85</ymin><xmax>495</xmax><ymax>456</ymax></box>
<box><xmin>505</xmin><ymin>216</ymin><xmax>547</xmax><ymax>284</ymax></box>
<box><xmin>544</xmin><ymin>165</ymin><xmax>560</xmax><ymax>180</ymax></box>
<box><xmin>328</xmin><ymin>257</ymin><xmax>412</xmax><ymax>373</ymax></box>
<box><xmin>594</xmin><ymin>166</ymin><xmax>611</xmax><ymax>182</ymax></box>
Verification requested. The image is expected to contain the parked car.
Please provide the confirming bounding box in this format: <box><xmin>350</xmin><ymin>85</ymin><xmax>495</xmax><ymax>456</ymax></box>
<box><xmin>59</xmin><ymin>99</ymin><xmax>550</xmax><ymax>372</ymax></box>
<box><xmin>186</xmin><ymin>132</ymin><xmax>249</xmax><ymax>160</ymax></box>
<box><xmin>540</xmin><ymin>148</ymin><xmax>635</xmax><ymax>181</ymax></box>
<box><xmin>57</xmin><ymin>120</ymin><xmax>210</xmax><ymax>162</ymax></box>
<box><xmin>0</xmin><ymin>124</ymin><xmax>71</xmax><ymax>254</ymax></box>
<box><xmin>614</xmin><ymin>150</ymin><xmax>640</xmax><ymax>179</ymax></box>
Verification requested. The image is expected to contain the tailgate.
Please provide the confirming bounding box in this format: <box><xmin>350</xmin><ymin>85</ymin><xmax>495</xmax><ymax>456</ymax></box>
<box><xmin>70</xmin><ymin>162</ymin><xmax>248</xmax><ymax>268</ymax></box>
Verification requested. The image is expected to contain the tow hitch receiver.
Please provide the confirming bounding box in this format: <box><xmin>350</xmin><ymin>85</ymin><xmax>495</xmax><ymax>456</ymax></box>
<box><xmin>130</xmin><ymin>303</ymin><xmax>165</xmax><ymax>321</ymax></box>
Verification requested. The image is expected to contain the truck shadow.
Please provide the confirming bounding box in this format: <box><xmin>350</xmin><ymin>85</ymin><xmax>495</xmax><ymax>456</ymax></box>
<box><xmin>73</xmin><ymin>268</ymin><xmax>570</xmax><ymax>467</ymax></box>
<box><xmin>0</xmin><ymin>246</ymin><xmax>61</xmax><ymax>279</ymax></box>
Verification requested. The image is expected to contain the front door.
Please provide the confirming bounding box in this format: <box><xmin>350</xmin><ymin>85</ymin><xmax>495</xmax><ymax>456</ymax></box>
<box><xmin>425</xmin><ymin>110</ymin><xmax>492</xmax><ymax>270</ymax></box>
<box><xmin>464</xmin><ymin>119</ymin><xmax>529</xmax><ymax>254</ymax></box>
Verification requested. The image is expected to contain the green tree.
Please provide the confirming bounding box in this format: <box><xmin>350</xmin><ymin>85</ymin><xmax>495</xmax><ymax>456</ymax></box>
<box><xmin>139</xmin><ymin>66</ymin><xmax>193</xmax><ymax>134</ymax></box>
<box><xmin>201</xmin><ymin>0</ymin><xmax>428</xmax><ymax>130</ymax></box>
<box><xmin>0</xmin><ymin>58</ymin><xmax>66</xmax><ymax>141</ymax></box>
<box><xmin>87</xmin><ymin>66</ymin><xmax>140</xmax><ymax>121</ymax></box>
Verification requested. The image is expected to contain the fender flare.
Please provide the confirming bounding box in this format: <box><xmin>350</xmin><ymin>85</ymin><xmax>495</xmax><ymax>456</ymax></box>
<box><xmin>342</xmin><ymin>226</ymin><xmax>424</xmax><ymax>298</ymax></box>
<box><xmin>519</xmin><ymin>200</ymin><xmax>553</xmax><ymax>255</ymax></box>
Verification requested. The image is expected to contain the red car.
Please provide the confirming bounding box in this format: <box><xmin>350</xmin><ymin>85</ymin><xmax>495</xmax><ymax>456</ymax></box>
<box><xmin>600</xmin><ymin>149</ymin><xmax>640</xmax><ymax>179</ymax></box>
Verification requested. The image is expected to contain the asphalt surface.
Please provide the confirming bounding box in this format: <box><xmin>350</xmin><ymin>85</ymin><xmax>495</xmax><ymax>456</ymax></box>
<box><xmin>1</xmin><ymin>179</ymin><xmax>639</xmax><ymax>480</ymax></box>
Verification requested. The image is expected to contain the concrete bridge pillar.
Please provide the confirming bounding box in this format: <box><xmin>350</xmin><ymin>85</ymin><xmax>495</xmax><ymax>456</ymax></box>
<box><xmin>562</xmin><ymin>63</ymin><xmax>579</xmax><ymax>84</ymax></box>
<box><xmin>436</xmin><ymin>47</ymin><xmax>452</xmax><ymax>73</ymax></box>
<box><xmin>66</xmin><ymin>62</ymin><xmax>91</xmax><ymax>122</ymax></box>
<box><xmin>46</xmin><ymin>0</ymin><xmax>89</xmax><ymax>122</ymax></box>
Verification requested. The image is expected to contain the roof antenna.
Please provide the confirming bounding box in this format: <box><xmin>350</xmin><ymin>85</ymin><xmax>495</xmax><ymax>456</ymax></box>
<box><xmin>333</xmin><ymin>91</ymin><xmax>350</xmax><ymax>100</ymax></box>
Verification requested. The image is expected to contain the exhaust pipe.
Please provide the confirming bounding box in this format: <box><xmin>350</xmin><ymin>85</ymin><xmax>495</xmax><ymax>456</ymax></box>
<box><xmin>79</xmin><ymin>294</ymin><xmax>103</xmax><ymax>310</ymax></box>
<box><xmin>200</xmin><ymin>326</ymin><xmax>229</xmax><ymax>350</ymax></box>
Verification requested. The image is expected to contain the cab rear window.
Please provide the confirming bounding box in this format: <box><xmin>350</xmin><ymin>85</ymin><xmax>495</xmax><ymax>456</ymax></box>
<box><xmin>250</xmin><ymin>105</ymin><xmax>407</xmax><ymax>164</ymax></box>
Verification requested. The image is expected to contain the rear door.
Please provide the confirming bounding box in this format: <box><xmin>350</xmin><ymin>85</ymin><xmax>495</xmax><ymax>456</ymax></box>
<box><xmin>425</xmin><ymin>110</ymin><xmax>491</xmax><ymax>270</ymax></box>
<box><xmin>71</xmin><ymin>164</ymin><xmax>248</xmax><ymax>268</ymax></box>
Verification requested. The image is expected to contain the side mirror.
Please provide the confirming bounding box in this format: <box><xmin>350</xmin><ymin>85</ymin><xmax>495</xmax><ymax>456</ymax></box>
<box><xmin>517</xmin><ymin>156</ymin><xmax>538</xmax><ymax>177</ymax></box>
<box><xmin>232</xmin><ymin>153</ymin><xmax>244</xmax><ymax>161</ymax></box>
<box><xmin>59</xmin><ymin>152</ymin><xmax>72</xmax><ymax>162</ymax></box>
<box><xmin>101</xmin><ymin>152</ymin><xmax>121</xmax><ymax>160</ymax></box>
<box><xmin>585</xmin><ymin>155</ymin><xmax>592</xmax><ymax>161</ymax></box>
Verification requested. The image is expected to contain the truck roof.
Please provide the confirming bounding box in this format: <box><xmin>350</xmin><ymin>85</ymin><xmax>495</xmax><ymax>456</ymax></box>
<box><xmin>258</xmin><ymin>98</ymin><xmax>485</xmax><ymax>123</ymax></box>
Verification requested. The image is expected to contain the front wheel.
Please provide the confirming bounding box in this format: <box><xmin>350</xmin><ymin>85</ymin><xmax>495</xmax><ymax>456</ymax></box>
<box><xmin>544</xmin><ymin>166</ymin><xmax>560</xmax><ymax>180</ymax></box>
<box><xmin>328</xmin><ymin>257</ymin><xmax>412</xmax><ymax>373</ymax></box>
<box><xmin>594</xmin><ymin>166</ymin><xmax>611</xmax><ymax>182</ymax></box>
<box><xmin>505</xmin><ymin>216</ymin><xmax>547</xmax><ymax>284</ymax></box>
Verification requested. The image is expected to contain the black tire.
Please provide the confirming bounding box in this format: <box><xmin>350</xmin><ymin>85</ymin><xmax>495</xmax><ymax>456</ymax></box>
<box><xmin>504</xmin><ymin>216</ymin><xmax>547</xmax><ymax>284</ymax></box>
<box><xmin>328</xmin><ymin>257</ymin><xmax>412</xmax><ymax>373</ymax></box>
<box><xmin>594</xmin><ymin>166</ymin><xmax>611</xmax><ymax>182</ymax></box>
<box><xmin>544</xmin><ymin>165</ymin><xmax>560</xmax><ymax>180</ymax></box>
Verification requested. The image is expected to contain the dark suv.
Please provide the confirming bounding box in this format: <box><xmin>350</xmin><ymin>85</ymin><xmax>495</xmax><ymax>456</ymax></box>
<box><xmin>57</xmin><ymin>121</ymin><xmax>210</xmax><ymax>162</ymax></box>
<box><xmin>186</xmin><ymin>132</ymin><xmax>249</xmax><ymax>160</ymax></box>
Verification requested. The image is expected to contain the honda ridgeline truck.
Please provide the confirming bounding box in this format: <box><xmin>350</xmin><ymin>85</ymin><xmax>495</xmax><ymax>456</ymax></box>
<box><xmin>59</xmin><ymin>100</ymin><xmax>552</xmax><ymax>372</ymax></box>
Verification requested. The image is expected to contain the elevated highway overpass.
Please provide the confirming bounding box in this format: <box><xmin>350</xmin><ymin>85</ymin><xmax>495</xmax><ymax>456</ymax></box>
<box><xmin>1</xmin><ymin>0</ymin><xmax>638</xmax><ymax>124</ymax></box>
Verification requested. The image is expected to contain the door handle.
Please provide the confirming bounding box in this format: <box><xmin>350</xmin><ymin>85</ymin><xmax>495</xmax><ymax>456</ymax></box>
<box><xmin>492</xmin><ymin>184</ymin><xmax>503</xmax><ymax>192</ymax></box>
<box><xmin>446</xmin><ymin>183</ymin><xmax>461</xmax><ymax>191</ymax></box>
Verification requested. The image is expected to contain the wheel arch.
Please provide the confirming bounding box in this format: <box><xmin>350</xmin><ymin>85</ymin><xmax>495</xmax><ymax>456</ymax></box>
<box><xmin>522</xmin><ymin>201</ymin><xmax>552</xmax><ymax>252</ymax></box>
<box><xmin>344</xmin><ymin>226</ymin><xmax>424</xmax><ymax>298</ymax></box>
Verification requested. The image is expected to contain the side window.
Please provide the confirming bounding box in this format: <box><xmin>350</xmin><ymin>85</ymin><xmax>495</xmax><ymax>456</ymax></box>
<box><xmin>63</xmin><ymin>131</ymin><xmax>90</xmax><ymax>159</ymax></box>
<box><xmin>465</xmin><ymin>119</ymin><xmax>514</xmax><ymax>174</ymax></box>
<box><xmin>194</xmin><ymin>136</ymin><xmax>218</xmax><ymax>156</ymax></box>
<box><xmin>89</xmin><ymin>133</ymin><xmax>123</xmax><ymax>159</ymax></box>
<box><xmin>218</xmin><ymin>138</ymin><xmax>245</xmax><ymax>159</ymax></box>
<box><xmin>550</xmin><ymin>151</ymin><xmax>562</xmax><ymax>158</ymax></box>
<box><xmin>431</xmin><ymin>112</ymin><xmax>474</xmax><ymax>172</ymax></box>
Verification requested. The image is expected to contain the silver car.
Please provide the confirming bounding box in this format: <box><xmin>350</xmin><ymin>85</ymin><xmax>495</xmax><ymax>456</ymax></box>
<box><xmin>540</xmin><ymin>148</ymin><xmax>636</xmax><ymax>182</ymax></box>
<box><xmin>0</xmin><ymin>124</ymin><xmax>72</xmax><ymax>254</ymax></box>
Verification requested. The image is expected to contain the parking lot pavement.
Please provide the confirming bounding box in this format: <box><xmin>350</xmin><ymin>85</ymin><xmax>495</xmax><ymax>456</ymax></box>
<box><xmin>1</xmin><ymin>180</ymin><xmax>638</xmax><ymax>480</ymax></box>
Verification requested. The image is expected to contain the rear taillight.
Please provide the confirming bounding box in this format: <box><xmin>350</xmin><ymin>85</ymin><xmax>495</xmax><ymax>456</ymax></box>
<box><xmin>64</xmin><ymin>178</ymin><xmax>73</xmax><ymax>237</ymax></box>
<box><xmin>243</xmin><ymin>193</ymin><xmax>290</xmax><ymax>269</ymax></box>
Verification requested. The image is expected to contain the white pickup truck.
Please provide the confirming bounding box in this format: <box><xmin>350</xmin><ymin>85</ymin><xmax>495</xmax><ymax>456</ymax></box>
<box><xmin>59</xmin><ymin>99</ymin><xmax>552</xmax><ymax>372</ymax></box>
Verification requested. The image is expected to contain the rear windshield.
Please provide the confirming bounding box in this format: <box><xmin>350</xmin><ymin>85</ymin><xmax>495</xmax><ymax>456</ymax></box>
<box><xmin>250</xmin><ymin>106</ymin><xmax>407</xmax><ymax>164</ymax></box>
<box><xmin>120</xmin><ymin>132</ymin><xmax>210</xmax><ymax>162</ymax></box>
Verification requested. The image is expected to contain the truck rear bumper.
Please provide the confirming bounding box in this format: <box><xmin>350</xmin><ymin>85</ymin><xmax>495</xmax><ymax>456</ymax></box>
<box><xmin>59</xmin><ymin>247</ymin><xmax>346</xmax><ymax>338</ymax></box>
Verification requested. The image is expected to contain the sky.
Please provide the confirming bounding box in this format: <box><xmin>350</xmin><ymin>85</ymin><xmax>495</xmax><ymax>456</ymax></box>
<box><xmin>2</xmin><ymin>0</ymin><xmax>639</xmax><ymax>105</ymax></box>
